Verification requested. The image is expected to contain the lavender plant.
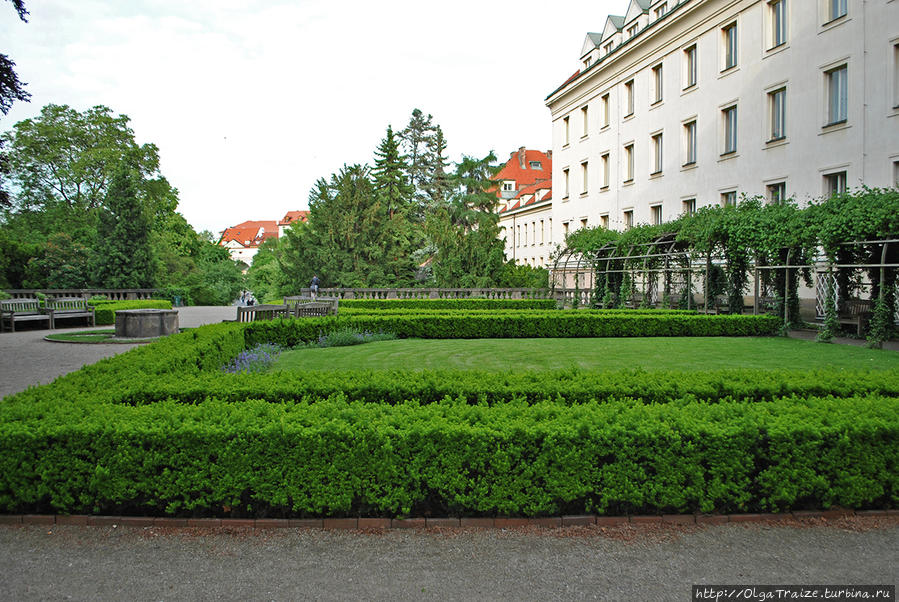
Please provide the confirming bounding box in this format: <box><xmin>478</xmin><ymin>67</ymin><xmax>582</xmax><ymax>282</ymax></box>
<box><xmin>221</xmin><ymin>343</ymin><xmax>281</xmax><ymax>374</ymax></box>
<box><xmin>317</xmin><ymin>327</ymin><xmax>396</xmax><ymax>348</ymax></box>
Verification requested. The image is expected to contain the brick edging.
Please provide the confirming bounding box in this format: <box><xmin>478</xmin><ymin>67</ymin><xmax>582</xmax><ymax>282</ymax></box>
<box><xmin>1</xmin><ymin>509</ymin><xmax>895</xmax><ymax>530</ymax></box>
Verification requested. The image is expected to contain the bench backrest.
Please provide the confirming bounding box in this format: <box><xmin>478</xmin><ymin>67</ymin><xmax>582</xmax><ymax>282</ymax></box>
<box><xmin>844</xmin><ymin>299</ymin><xmax>873</xmax><ymax>316</ymax></box>
<box><xmin>46</xmin><ymin>297</ymin><xmax>90</xmax><ymax>311</ymax></box>
<box><xmin>0</xmin><ymin>298</ymin><xmax>42</xmax><ymax>314</ymax></box>
<box><xmin>236</xmin><ymin>304</ymin><xmax>291</xmax><ymax>323</ymax></box>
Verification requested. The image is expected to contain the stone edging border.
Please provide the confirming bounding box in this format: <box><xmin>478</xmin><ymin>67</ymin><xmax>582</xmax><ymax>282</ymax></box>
<box><xmin>1</xmin><ymin>509</ymin><xmax>896</xmax><ymax>530</ymax></box>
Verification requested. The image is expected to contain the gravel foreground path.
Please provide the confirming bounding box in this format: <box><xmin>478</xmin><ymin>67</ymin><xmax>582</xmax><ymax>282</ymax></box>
<box><xmin>1</xmin><ymin>518</ymin><xmax>896</xmax><ymax>601</ymax></box>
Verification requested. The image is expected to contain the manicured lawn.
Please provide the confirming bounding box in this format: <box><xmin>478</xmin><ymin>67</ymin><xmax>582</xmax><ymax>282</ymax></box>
<box><xmin>274</xmin><ymin>337</ymin><xmax>899</xmax><ymax>372</ymax></box>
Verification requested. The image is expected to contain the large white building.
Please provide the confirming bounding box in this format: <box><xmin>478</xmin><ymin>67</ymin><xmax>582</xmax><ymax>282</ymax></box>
<box><xmin>546</xmin><ymin>0</ymin><xmax>899</xmax><ymax>238</ymax></box>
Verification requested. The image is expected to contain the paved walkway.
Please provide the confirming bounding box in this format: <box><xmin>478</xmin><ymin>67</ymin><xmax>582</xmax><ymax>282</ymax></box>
<box><xmin>0</xmin><ymin>306</ymin><xmax>234</xmax><ymax>398</ymax></box>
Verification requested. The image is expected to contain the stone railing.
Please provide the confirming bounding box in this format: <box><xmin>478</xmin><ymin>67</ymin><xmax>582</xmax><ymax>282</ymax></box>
<box><xmin>3</xmin><ymin>289</ymin><xmax>158</xmax><ymax>301</ymax></box>
<box><xmin>293</xmin><ymin>288</ymin><xmax>555</xmax><ymax>300</ymax></box>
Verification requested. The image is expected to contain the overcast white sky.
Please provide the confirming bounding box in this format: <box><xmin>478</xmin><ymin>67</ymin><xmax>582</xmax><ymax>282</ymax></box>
<box><xmin>2</xmin><ymin>0</ymin><xmax>627</xmax><ymax>234</ymax></box>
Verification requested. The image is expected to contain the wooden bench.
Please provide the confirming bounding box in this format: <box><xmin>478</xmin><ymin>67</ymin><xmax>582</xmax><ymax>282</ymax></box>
<box><xmin>284</xmin><ymin>296</ymin><xmax>339</xmax><ymax>317</ymax></box>
<box><xmin>838</xmin><ymin>299</ymin><xmax>873</xmax><ymax>337</ymax></box>
<box><xmin>0</xmin><ymin>298</ymin><xmax>51</xmax><ymax>332</ymax></box>
<box><xmin>45</xmin><ymin>297</ymin><xmax>96</xmax><ymax>329</ymax></box>
<box><xmin>236</xmin><ymin>304</ymin><xmax>291</xmax><ymax>322</ymax></box>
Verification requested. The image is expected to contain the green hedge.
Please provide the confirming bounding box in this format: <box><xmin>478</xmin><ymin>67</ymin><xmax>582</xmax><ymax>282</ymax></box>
<box><xmin>245</xmin><ymin>312</ymin><xmax>781</xmax><ymax>347</ymax></box>
<box><xmin>92</xmin><ymin>300</ymin><xmax>173</xmax><ymax>325</ymax></box>
<box><xmin>339</xmin><ymin>298</ymin><xmax>557</xmax><ymax>310</ymax></box>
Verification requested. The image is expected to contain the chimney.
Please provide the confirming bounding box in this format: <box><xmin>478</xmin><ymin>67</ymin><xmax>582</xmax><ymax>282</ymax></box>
<box><xmin>518</xmin><ymin>146</ymin><xmax>526</xmax><ymax>169</ymax></box>
<box><xmin>547</xmin><ymin>150</ymin><xmax>552</xmax><ymax>160</ymax></box>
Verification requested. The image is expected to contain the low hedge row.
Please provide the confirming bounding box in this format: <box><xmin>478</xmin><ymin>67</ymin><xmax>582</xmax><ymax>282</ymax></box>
<box><xmin>245</xmin><ymin>313</ymin><xmax>781</xmax><ymax>347</ymax></box>
<box><xmin>0</xmin><ymin>395</ymin><xmax>895</xmax><ymax>516</ymax></box>
<box><xmin>109</xmin><ymin>368</ymin><xmax>899</xmax><ymax>406</ymax></box>
<box><xmin>93</xmin><ymin>300</ymin><xmax>173</xmax><ymax>325</ymax></box>
<box><xmin>339</xmin><ymin>298</ymin><xmax>557</xmax><ymax>310</ymax></box>
<box><xmin>338</xmin><ymin>307</ymin><xmax>697</xmax><ymax>316</ymax></box>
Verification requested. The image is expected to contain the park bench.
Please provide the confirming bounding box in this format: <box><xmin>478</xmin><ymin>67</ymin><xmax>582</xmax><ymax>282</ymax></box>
<box><xmin>0</xmin><ymin>298</ymin><xmax>51</xmax><ymax>333</ymax></box>
<box><xmin>838</xmin><ymin>299</ymin><xmax>873</xmax><ymax>337</ymax></box>
<box><xmin>45</xmin><ymin>297</ymin><xmax>95</xmax><ymax>329</ymax></box>
<box><xmin>236</xmin><ymin>304</ymin><xmax>291</xmax><ymax>322</ymax></box>
<box><xmin>284</xmin><ymin>296</ymin><xmax>339</xmax><ymax>317</ymax></box>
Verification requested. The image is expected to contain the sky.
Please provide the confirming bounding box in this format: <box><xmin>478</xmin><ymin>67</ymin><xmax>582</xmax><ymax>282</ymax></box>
<box><xmin>2</xmin><ymin>0</ymin><xmax>627</xmax><ymax>235</ymax></box>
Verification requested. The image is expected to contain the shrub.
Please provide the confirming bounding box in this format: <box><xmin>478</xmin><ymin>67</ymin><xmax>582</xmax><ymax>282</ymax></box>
<box><xmin>316</xmin><ymin>327</ymin><xmax>396</xmax><ymax>348</ymax></box>
<box><xmin>93</xmin><ymin>300</ymin><xmax>173</xmax><ymax>325</ymax></box>
<box><xmin>221</xmin><ymin>343</ymin><xmax>281</xmax><ymax>374</ymax></box>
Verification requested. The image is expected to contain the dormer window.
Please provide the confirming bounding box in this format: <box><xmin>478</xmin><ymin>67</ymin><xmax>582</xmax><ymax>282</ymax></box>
<box><xmin>584</xmin><ymin>57</ymin><xmax>593</xmax><ymax>69</ymax></box>
<box><xmin>654</xmin><ymin>3</ymin><xmax>667</xmax><ymax>19</ymax></box>
<box><xmin>604</xmin><ymin>42</ymin><xmax>613</xmax><ymax>55</ymax></box>
<box><xmin>529</xmin><ymin>161</ymin><xmax>542</xmax><ymax>170</ymax></box>
<box><xmin>628</xmin><ymin>24</ymin><xmax>638</xmax><ymax>39</ymax></box>
<box><xmin>502</xmin><ymin>181</ymin><xmax>515</xmax><ymax>192</ymax></box>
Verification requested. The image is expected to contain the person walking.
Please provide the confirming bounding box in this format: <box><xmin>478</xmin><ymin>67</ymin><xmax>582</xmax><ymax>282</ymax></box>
<box><xmin>310</xmin><ymin>275</ymin><xmax>320</xmax><ymax>298</ymax></box>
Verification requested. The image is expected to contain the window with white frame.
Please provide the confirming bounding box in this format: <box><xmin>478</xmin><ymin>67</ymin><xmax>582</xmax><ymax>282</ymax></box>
<box><xmin>604</xmin><ymin>41</ymin><xmax>613</xmax><ymax>55</ymax></box>
<box><xmin>563</xmin><ymin>168</ymin><xmax>570</xmax><ymax>198</ymax></box>
<box><xmin>563</xmin><ymin>116</ymin><xmax>570</xmax><ymax>145</ymax></box>
<box><xmin>651</xmin><ymin>133</ymin><xmax>663</xmax><ymax>175</ymax></box>
<box><xmin>684</xmin><ymin>45</ymin><xmax>697</xmax><ymax>89</ymax></box>
<box><xmin>651</xmin><ymin>204</ymin><xmax>662</xmax><ymax>226</ymax></box>
<box><xmin>523</xmin><ymin>223</ymin><xmax>528</xmax><ymax>246</ymax></box>
<box><xmin>722</xmin><ymin>23</ymin><xmax>738</xmax><ymax>71</ymax></box>
<box><xmin>722</xmin><ymin>105</ymin><xmax>737</xmax><ymax>154</ymax></box>
<box><xmin>580</xmin><ymin>218</ymin><xmax>588</xmax><ymax>230</ymax></box>
<box><xmin>548</xmin><ymin>218</ymin><xmax>552</xmax><ymax>243</ymax></box>
<box><xmin>581</xmin><ymin>106</ymin><xmax>589</xmax><ymax>137</ymax></box>
<box><xmin>532</xmin><ymin>222</ymin><xmax>536</xmax><ymax>246</ymax></box>
<box><xmin>602</xmin><ymin>93</ymin><xmax>610</xmax><ymax>127</ymax></box>
<box><xmin>654</xmin><ymin>3</ymin><xmax>668</xmax><ymax>20</ymax></box>
<box><xmin>684</xmin><ymin>120</ymin><xmax>697</xmax><ymax>165</ymax></box>
<box><xmin>624</xmin><ymin>144</ymin><xmax>634</xmax><ymax>182</ymax></box>
<box><xmin>769</xmin><ymin>87</ymin><xmax>786</xmax><ymax>141</ymax></box>
<box><xmin>625</xmin><ymin>80</ymin><xmax>635</xmax><ymax>116</ymax></box>
<box><xmin>721</xmin><ymin>190</ymin><xmax>737</xmax><ymax>207</ymax></box>
<box><xmin>893</xmin><ymin>160</ymin><xmax>899</xmax><ymax>187</ymax></box>
<box><xmin>516</xmin><ymin>225</ymin><xmax>521</xmax><ymax>247</ymax></box>
<box><xmin>767</xmin><ymin>181</ymin><xmax>786</xmax><ymax>203</ymax></box>
<box><xmin>628</xmin><ymin>24</ymin><xmax>638</xmax><ymax>39</ymax></box>
<box><xmin>828</xmin><ymin>0</ymin><xmax>847</xmax><ymax>22</ymax></box>
<box><xmin>623</xmin><ymin>210</ymin><xmax>634</xmax><ymax>229</ymax></box>
<box><xmin>825</xmin><ymin>171</ymin><xmax>847</xmax><ymax>195</ymax></box>
<box><xmin>892</xmin><ymin>43</ymin><xmax>899</xmax><ymax>109</ymax></box>
<box><xmin>581</xmin><ymin>161</ymin><xmax>589</xmax><ymax>194</ymax></box>
<box><xmin>682</xmin><ymin>198</ymin><xmax>696</xmax><ymax>215</ymax></box>
<box><xmin>540</xmin><ymin>220</ymin><xmax>545</xmax><ymax>244</ymax></box>
<box><xmin>768</xmin><ymin>0</ymin><xmax>787</xmax><ymax>49</ymax></box>
<box><xmin>584</xmin><ymin>57</ymin><xmax>593</xmax><ymax>69</ymax></box>
<box><xmin>502</xmin><ymin>180</ymin><xmax>515</xmax><ymax>192</ymax></box>
<box><xmin>652</xmin><ymin>64</ymin><xmax>663</xmax><ymax>104</ymax></box>
<box><xmin>600</xmin><ymin>214</ymin><xmax>609</xmax><ymax>229</ymax></box>
<box><xmin>563</xmin><ymin>221</ymin><xmax>569</xmax><ymax>237</ymax></box>
<box><xmin>601</xmin><ymin>152</ymin><xmax>610</xmax><ymax>188</ymax></box>
<box><xmin>825</xmin><ymin>65</ymin><xmax>848</xmax><ymax>125</ymax></box>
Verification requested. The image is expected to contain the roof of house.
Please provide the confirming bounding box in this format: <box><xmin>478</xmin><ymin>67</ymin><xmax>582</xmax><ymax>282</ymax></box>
<box><xmin>279</xmin><ymin>210</ymin><xmax>309</xmax><ymax>226</ymax></box>
<box><xmin>219</xmin><ymin>220</ymin><xmax>279</xmax><ymax>248</ymax></box>
<box><xmin>499</xmin><ymin>179</ymin><xmax>553</xmax><ymax>213</ymax></box>
<box><xmin>492</xmin><ymin>149</ymin><xmax>553</xmax><ymax>197</ymax></box>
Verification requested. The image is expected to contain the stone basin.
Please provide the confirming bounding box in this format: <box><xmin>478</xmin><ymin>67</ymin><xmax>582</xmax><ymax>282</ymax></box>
<box><xmin>114</xmin><ymin>309</ymin><xmax>179</xmax><ymax>339</ymax></box>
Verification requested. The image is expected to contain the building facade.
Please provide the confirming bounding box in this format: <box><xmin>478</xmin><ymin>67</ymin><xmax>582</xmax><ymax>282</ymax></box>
<box><xmin>494</xmin><ymin>148</ymin><xmax>554</xmax><ymax>267</ymax></box>
<box><xmin>546</xmin><ymin>0</ymin><xmax>899</xmax><ymax>238</ymax></box>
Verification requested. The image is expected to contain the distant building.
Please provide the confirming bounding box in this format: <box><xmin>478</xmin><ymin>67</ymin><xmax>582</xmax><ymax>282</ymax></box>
<box><xmin>495</xmin><ymin>147</ymin><xmax>554</xmax><ymax>267</ymax></box>
<box><xmin>278</xmin><ymin>210</ymin><xmax>309</xmax><ymax>237</ymax></box>
<box><xmin>546</xmin><ymin>0</ymin><xmax>899</xmax><ymax>238</ymax></box>
<box><xmin>218</xmin><ymin>220</ymin><xmax>279</xmax><ymax>265</ymax></box>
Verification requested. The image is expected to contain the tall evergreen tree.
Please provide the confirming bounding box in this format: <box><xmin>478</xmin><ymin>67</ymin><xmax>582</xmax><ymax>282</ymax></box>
<box><xmin>400</xmin><ymin>108</ymin><xmax>439</xmax><ymax>215</ymax></box>
<box><xmin>91</xmin><ymin>158</ymin><xmax>155</xmax><ymax>288</ymax></box>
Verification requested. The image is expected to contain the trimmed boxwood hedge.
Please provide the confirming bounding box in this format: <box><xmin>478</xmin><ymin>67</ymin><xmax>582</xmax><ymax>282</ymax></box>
<box><xmin>0</xmin><ymin>318</ymin><xmax>895</xmax><ymax>518</ymax></box>
<box><xmin>92</xmin><ymin>299</ymin><xmax>173</xmax><ymax>325</ymax></box>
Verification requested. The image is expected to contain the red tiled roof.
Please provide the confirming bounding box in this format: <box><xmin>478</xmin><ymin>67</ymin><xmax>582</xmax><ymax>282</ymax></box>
<box><xmin>492</xmin><ymin>149</ymin><xmax>553</xmax><ymax>198</ymax></box>
<box><xmin>515</xmin><ymin>179</ymin><xmax>552</xmax><ymax>200</ymax></box>
<box><xmin>278</xmin><ymin>210</ymin><xmax>309</xmax><ymax>226</ymax></box>
<box><xmin>219</xmin><ymin>220</ymin><xmax>279</xmax><ymax>248</ymax></box>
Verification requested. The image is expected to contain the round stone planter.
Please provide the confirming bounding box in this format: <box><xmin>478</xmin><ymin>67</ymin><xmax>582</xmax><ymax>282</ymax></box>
<box><xmin>114</xmin><ymin>309</ymin><xmax>179</xmax><ymax>339</ymax></box>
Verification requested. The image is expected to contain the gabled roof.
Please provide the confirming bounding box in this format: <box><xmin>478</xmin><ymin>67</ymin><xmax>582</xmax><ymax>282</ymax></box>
<box><xmin>219</xmin><ymin>220</ymin><xmax>279</xmax><ymax>248</ymax></box>
<box><xmin>581</xmin><ymin>32</ymin><xmax>603</xmax><ymax>56</ymax></box>
<box><xmin>492</xmin><ymin>149</ymin><xmax>553</xmax><ymax>199</ymax></box>
<box><xmin>602</xmin><ymin>15</ymin><xmax>625</xmax><ymax>38</ymax></box>
<box><xmin>279</xmin><ymin>210</ymin><xmax>309</xmax><ymax>226</ymax></box>
<box><xmin>625</xmin><ymin>0</ymin><xmax>651</xmax><ymax>23</ymax></box>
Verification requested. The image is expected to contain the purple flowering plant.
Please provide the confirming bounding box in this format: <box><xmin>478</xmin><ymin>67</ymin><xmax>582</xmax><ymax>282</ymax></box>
<box><xmin>221</xmin><ymin>343</ymin><xmax>281</xmax><ymax>374</ymax></box>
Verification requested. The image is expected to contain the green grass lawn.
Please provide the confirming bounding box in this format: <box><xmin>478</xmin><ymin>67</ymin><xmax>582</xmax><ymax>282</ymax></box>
<box><xmin>274</xmin><ymin>337</ymin><xmax>899</xmax><ymax>373</ymax></box>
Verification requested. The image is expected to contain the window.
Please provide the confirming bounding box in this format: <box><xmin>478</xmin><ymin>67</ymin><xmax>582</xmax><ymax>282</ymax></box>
<box><xmin>722</xmin><ymin>105</ymin><xmax>737</xmax><ymax>155</ymax></box>
<box><xmin>894</xmin><ymin>44</ymin><xmax>899</xmax><ymax>109</ymax></box>
<box><xmin>828</xmin><ymin>0</ymin><xmax>847</xmax><ymax>21</ymax></box>
<box><xmin>523</xmin><ymin>223</ymin><xmax>528</xmax><ymax>246</ymax></box>
<box><xmin>581</xmin><ymin>106</ymin><xmax>589</xmax><ymax>137</ymax></box>
<box><xmin>563</xmin><ymin>168</ymin><xmax>570</xmax><ymax>198</ymax></box>
<box><xmin>580</xmin><ymin>218</ymin><xmax>588</xmax><ymax>230</ymax></box>
<box><xmin>655</xmin><ymin>3</ymin><xmax>668</xmax><ymax>19</ymax></box>
<box><xmin>651</xmin><ymin>133</ymin><xmax>663</xmax><ymax>175</ymax></box>
<box><xmin>768</xmin><ymin>87</ymin><xmax>786</xmax><ymax>141</ymax></box>
<box><xmin>601</xmin><ymin>93</ymin><xmax>610</xmax><ymax>127</ymax></box>
<box><xmin>652</xmin><ymin>64</ymin><xmax>663</xmax><ymax>104</ymax></box>
<box><xmin>625</xmin><ymin>80</ymin><xmax>635</xmax><ymax>116</ymax></box>
<box><xmin>623</xmin><ymin>210</ymin><xmax>634</xmax><ymax>229</ymax></box>
<box><xmin>826</xmin><ymin>65</ymin><xmax>848</xmax><ymax>125</ymax></box>
<box><xmin>628</xmin><ymin>24</ymin><xmax>638</xmax><ymax>39</ymax></box>
<box><xmin>721</xmin><ymin>191</ymin><xmax>737</xmax><ymax>207</ymax></box>
<box><xmin>723</xmin><ymin>23</ymin><xmax>738</xmax><ymax>70</ymax></box>
<box><xmin>548</xmin><ymin>218</ymin><xmax>552</xmax><ymax>243</ymax></box>
<box><xmin>581</xmin><ymin>161</ymin><xmax>589</xmax><ymax>194</ymax></box>
<box><xmin>563</xmin><ymin>221</ymin><xmax>570</xmax><ymax>237</ymax></box>
<box><xmin>684</xmin><ymin>120</ymin><xmax>697</xmax><ymax>165</ymax></box>
<box><xmin>584</xmin><ymin>57</ymin><xmax>593</xmax><ymax>69</ymax></box>
<box><xmin>825</xmin><ymin>171</ymin><xmax>847</xmax><ymax>196</ymax></box>
<box><xmin>600</xmin><ymin>214</ymin><xmax>609</xmax><ymax>229</ymax></box>
<box><xmin>769</xmin><ymin>1</ymin><xmax>787</xmax><ymax>49</ymax></box>
<box><xmin>502</xmin><ymin>181</ymin><xmax>514</xmax><ymax>192</ymax></box>
<box><xmin>540</xmin><ymin>220</ymin><xmax>545</xmax><ymax>244</ymax></box>
<box><xmin>767</xmin><ymin>181</ymin><xmax>786</xmax><ymax>203</ymax></box>
<box><xmin>601</xmin><ymin>152</ymin><xmax>610</xmax><ymax>188</ymax></box>
<box><xmin>604</xmin><ymin>41</ymin><xmax>613</xmax><ymax>55</ymax></box>
<box><xmin>516</xmin><ymin>225</ymin><xmax>521</xmax><ymax>247</ymax></box>
<box><xmin>684</xmin><ymin>45</ymin><xmax>697</xmax><ymax>89</ymax></box>
<box><xmin>624</xmin><ymin>144</ymin><xmax>634</xmax><ymax>182</ymax></box>
<box><xmin>651</xmin><ymin>204</ymin><xmax>662</xmax><ymax>226</ymax></box>
<box><xmin>531</xmin><ymin>222</ymin><xmax>536</xmax><ymax>245</ymax></box>
<box><xmin>682</xmin><ymin>198</ymin><xmax>696</xmax><ymax>215</ymax></box>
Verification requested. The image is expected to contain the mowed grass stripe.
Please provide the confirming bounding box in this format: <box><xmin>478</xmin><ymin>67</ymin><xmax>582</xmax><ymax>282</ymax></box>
<box><xmin>274</xmin><ymin>337</ymin><xmax>899</xmax><ymax>373</ymax></box>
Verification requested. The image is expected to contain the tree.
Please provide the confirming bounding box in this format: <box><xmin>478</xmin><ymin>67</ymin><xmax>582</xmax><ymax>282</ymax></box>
<box><xmin>1</xmin><ymin>0</ymin><xmax>30</xmax><ymax>117</ymax></box>
<box><xmin>23</xmin><ymin>232</ymin><xmax>91</xmax><ymax>288</ymax></box>
<box><xmin>247</xmin><ymin>236</ymin><xmax>285</xmax><ymax>302</ymax></box>
<box><xmin>400</xmin><ymin>108</ymin><xmax>439</xmax><ymax>216</ymax></box>
<box><xmin>91</xmin><ymin>158</ymin><xmax>155</xmax><ymax>288</ymax></box>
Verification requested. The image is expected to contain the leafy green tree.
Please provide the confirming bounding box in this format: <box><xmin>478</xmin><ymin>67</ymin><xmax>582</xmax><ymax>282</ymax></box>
<box><xmin>247</xmin><ymin>236</ymin><xmax>285</xmax><ymax>302</ymax></box>
<box><xmin>1</xmin><ymin>0</ymin><xmax>30</xmax><ymax>118</ymax></box>
<box><xmin>22</xmin><ymin>232</ymin><xmax>91</xmax><ymax>288</ymax></box>
<box><xmin>91</xmin><ymin>158</ymin><xmax>155</xmax><ymax>288</ymax></box>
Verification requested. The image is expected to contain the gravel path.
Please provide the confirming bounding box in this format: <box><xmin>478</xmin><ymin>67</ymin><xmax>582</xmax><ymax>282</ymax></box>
<box><xmin>0</xmin><ymin>519</ymin><xmax>896</xmax><ymax>601</ymax></box>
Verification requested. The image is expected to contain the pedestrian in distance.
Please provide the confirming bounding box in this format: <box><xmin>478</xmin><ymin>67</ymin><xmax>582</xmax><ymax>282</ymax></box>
<box><xmin>310</xmin><ymin>275</ymin><xmax>320</xmax><ymax>299</ymax></box>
